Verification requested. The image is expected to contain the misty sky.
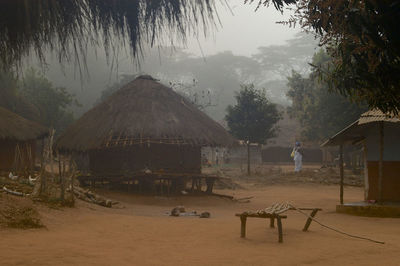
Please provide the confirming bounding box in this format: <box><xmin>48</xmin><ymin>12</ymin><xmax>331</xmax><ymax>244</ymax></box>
<box><xmin>38</xmin><ymin>0</ymin><xmax>308</xmax><ymax>117</ymax></box>
<box><xmin>185</xmin><ymin>0</ymin><xmax>300</xmax><ymax>56</ymax></box>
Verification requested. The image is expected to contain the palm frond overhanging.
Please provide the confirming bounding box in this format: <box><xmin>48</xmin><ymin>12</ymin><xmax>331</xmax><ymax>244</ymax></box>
<box><xmin>0</xmin><ymin>0</ymin><xmax>219</xmax><ymax>69</ymax></box>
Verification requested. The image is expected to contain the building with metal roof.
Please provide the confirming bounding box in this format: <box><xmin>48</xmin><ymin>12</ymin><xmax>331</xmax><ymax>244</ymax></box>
<box><xmin>323</xmin><ymin>109</ymin><xmax>400</xmax><ymax>205</ymax></box>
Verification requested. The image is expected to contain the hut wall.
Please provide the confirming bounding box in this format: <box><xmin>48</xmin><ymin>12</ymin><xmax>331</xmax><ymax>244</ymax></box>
<box><xmin>365</xmin><ymin>124</ymin><xmax>400</xmax><ymax>201</ymax></box>
<box><xmin>367</xmin><ymin>161</ymin><xmax>400</xmax><ymax>201</ymax></box>
<box><xmin>0</xmin><ymin>139</ymin><xmax>15</xmax><ymax>170</ymax></box>
<box><xmin>89</xmin><ymin>144</ymin><xmax>201</xmax><ymax>175</ymax></box>
<box><xmin>365</xmin><ymin>123</ymin><xmax>400</xmax><ymax>161</ymax></box>
<box><xmin>0</xmin><ymin>139</ymin><xmax>36</xmax><ymax>171</ymax></box>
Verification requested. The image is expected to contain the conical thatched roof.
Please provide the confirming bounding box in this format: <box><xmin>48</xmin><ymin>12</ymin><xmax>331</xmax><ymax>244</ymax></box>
<box><xmin>56</xmin><ymin>75</ymin><xmax>236</xmax><ymax>152</ymax></box>
<box><xmin>0</xmin><ymin>87</ymin><xmax>41</xmax><ymax>122</ymax></box>
<box><xmin>0</xmin><ymin>106</ymin><xmax>48</xmax><ymax>141</ymax></box>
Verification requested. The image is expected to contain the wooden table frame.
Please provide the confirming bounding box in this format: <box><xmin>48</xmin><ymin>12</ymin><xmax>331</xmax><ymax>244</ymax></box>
<box><xmin>235</xmin><ymin>208</ymin><xmax>322</xmax><ymax>243</ymax></box>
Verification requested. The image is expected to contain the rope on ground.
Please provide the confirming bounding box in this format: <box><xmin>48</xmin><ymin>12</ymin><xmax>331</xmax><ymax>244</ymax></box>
<box><xmin>289</xmin><ymin>203</ymin><xmax>385</xmax><ymax>245</ymax></box>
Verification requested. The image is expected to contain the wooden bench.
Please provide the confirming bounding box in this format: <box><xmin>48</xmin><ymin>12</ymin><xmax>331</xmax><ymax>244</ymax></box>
<box><xmin>235</xmin><ymin>207</ymin><xmax>322</xmax><ymax>243</ymax></box>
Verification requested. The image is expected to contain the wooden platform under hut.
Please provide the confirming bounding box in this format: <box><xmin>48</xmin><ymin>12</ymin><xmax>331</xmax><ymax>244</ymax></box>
<box><xmin>77</xmin><ymin>171</ymin><xmax>219</xmax><ymax>196</ymax></box>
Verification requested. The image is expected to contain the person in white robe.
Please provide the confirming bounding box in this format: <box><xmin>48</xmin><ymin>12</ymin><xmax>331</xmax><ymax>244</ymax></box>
<box><xmin>292</xmin><ymin>142</ymin><xmax>303</xmax><ymax>172</ymax></box>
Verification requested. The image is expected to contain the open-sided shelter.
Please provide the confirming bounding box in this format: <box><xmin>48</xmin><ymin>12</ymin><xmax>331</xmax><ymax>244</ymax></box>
<box><xmin>56</xmin><ymin>75</ymin><xmax>235</xmax><ymax>191</ymax></box>
<box><xmin>323</xmin><ymin>110</ymin><xmax>400</xmax><ymax>204</ymax></box>
<box><xmin>0</xmin><ymin>107</ymin><xmax>48</xmax><ymax>171</ymax></box>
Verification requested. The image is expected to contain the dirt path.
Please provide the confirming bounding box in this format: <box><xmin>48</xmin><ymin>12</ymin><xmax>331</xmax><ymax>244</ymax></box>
<box><xmin>1</xmin><ymin>184</ymin><xmax>399</xmax><ymax>265</ymax></box>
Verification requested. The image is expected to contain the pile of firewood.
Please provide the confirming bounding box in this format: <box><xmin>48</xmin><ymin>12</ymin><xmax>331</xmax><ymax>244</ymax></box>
<box><xmin>70</xmin><ymin>186</ymin><xmax>117</xmax><ymax>208</ymax></box>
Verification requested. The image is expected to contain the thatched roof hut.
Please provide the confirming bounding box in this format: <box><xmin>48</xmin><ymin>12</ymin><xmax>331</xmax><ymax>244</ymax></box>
<box><xmin>57</xmin><ymin>75</ymin><xmax>236</xmax><ymax>178</ymax></box>
<box><xmin>0</xmin><ymin>107</ymin><xmax>48</xmax><ymax>171</ymax></box>
<box><xmin>57</xmin><ymin>75</ymin><xmax>235</xmax><ymax>152</ymax></box>
<box><xmin>0</xmin><ymin>106</ymin><xmax>47</xmax><ymax>141</ymax></box>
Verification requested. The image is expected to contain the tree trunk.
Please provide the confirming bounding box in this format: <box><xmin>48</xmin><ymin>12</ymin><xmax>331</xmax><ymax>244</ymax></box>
<box><xmin>247</xmin><ymin>142</ymin><xmax>251</xmax><ymax>176</ymax></box>
<box><xmin>58</xmin><ymin>152</ymin><xmax>65</xmax><ymax>201</ymax></box>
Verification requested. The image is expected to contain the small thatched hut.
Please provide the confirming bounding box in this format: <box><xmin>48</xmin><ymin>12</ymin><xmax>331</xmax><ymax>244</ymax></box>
<box><xmin>323</xmin><ymin>110</ymin><xmax>400</xmax><ymax>205</ymax></box>
<box><xmin>0</xmin><ymin>107</ymin><xmax>48</xmax><ymax>171</ymax></box>
<box><xmin>56</xmin><ymin>75</ymin><xmax>235</xmax><ymax>190</ymax></box>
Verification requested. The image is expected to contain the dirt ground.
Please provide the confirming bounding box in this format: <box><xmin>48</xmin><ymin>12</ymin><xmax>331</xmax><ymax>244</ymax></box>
<box><xmin>1</xmin><ymin>182</ymin><xmax>399</xmax><ymax>266</ymax></box>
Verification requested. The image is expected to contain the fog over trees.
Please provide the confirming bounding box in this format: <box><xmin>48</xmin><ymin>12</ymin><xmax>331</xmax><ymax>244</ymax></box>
<box><xmin>36</xmin><ymin>32</ymin><xmax>318</xmax><ymax>124</ymax></box>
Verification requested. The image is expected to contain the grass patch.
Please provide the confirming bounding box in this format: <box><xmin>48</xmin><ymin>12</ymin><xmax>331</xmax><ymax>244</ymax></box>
<box><xmin>33</xmin><ymin>195</ymin><xmax>75</xmax><ymax>209</ymax></box>
<box><xmin>0</xmin><ymin>205</ymin><xmax>43</xmax><ymax>229</ymax></box>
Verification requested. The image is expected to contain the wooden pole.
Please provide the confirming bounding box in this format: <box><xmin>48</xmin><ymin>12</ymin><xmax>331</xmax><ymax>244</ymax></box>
<box><xmin>378</xmin><ymin>121</ymin><xmax>384</xmax><ymax>203</ymax></box>
<box><xmin>362</xmin><ymin>141</ymin><xmax>369</xmax><ymax>200</ymax></box>
<box><xmin>58</xmin><ymin>152</ymin><xmax>65</xmax><ymax>201</ymax></box>
<box><xmin>269</xmin><ymin>217</ymin><xmax>275</xmax><ymax>228</ymax></box>
<box><xmin>302</xmin><ymin>209</ymin><xmax>319</xmax><ymax>232</ymax></box>
<box><xmin>277</xmin><ymin>216</ymin><xmax>283</xmax><ymax>243</ymax></box>
<box><xmin>240</xmin><ymin>215</ymin><xmax>247</xmax><ymax>238</ymax></box>
<box><xmin>247</xmin><ymin>141</ymin><xmax>251</xmax><ymax>176</ymax></box>
<box><xmin>70</xmin><ymin>157</ymin><xmax>75</xmax><ymax>201</ymax></box>
<box><xmin>50</xmin><ymin>129</ymin><xmax>55</xmax><ymax>180</ymax></box>
<box><xmin>339</xmin><ymin>144</ymin><xmax>344</xmax><ymax>205</ymax></box>
<box><xmin>40</xmin><ymin>139</ymin><xmax>46</xmax><ymax>195</ymax></box>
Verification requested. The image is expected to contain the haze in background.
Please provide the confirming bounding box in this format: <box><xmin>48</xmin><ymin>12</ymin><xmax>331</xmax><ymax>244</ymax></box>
<box><xmin>186</xmin><ymin>0</ymin><xmax>300</xmax><ymax>56</ymax></box>
<box><xmin>29</xmin><ymin>1</ymin><xmax>316</xmax><ymax>122</ymax></box>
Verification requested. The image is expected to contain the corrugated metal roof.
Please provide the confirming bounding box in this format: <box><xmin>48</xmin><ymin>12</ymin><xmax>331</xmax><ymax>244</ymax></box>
<box><xmin>321</xmin><ymin>121</ymin><xmax>365</xmax><ymax>147</ymax></box>
<box><xmin>358</xmin><ymin>109</ymin><xmax>400</xmax><ymax>124</ymax></box>
<box><xmin>322</xmin><ymin>109</ymin><xmax>400</xmax><ymax>147</ymax></box>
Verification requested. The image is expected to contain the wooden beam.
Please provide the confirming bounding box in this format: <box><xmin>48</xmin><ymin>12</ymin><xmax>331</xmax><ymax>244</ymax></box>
<box><xmin>240</xmin><ymin>215</ymin><xmax>247</xmax><ymax>238</ymax></box>
<box><xmin>302</xmin><ymin>209</ymin><xmax>319</xmax><ymax>232</ymax></box>
<box><xmin>339</xmin><ymin>145</ymin><xmax>344</xmax><ymax>205</ymax></box>
<box><xmin>378</xmin><ymin>121</ymin><xmax>384</xmax><ymax>203</ymax></box>
<box><xmin>270</xmin><ymin>217</ymin><xmax>275</xmax><ymax>228</ymax></box>
<box><xmin>277</xmin><ymin>216</ymin><xmax>283</xmax><ymax>243</ymax></box>
<box><xmin>247</xmin><ymin>141</ymin><xmax>251</xmax><ymax>176</ymax></box>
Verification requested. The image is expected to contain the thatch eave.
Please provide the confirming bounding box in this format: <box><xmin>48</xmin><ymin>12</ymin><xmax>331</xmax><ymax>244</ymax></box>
<box><xmin>0</xmin><ymin>107</ymin><xmax>48</xmax><ymax>142</ymax></box>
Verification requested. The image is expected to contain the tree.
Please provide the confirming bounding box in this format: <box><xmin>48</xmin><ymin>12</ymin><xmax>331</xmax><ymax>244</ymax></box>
<box><xmin>19</xmin><ymin>68</ymin><xmax>79</xmax><ymax>133</ymax></box>
<box><xmin>252</xmin><ymin>32</ymin><xmax>318</xmax><ymax>78</ymax></box>
<box><xmin>225</xmin><ymin>84</ymin><xmax>281</xmax><ymax>175</ymax></box>
<box><xmin>0</xmin><ymin>67</ymin><xmax>42</xmax><ymax>122</ymax></box>
<box><xmin>286</xmin><ymin>50</ymin><xmax>368</xmax><ymax>141</ymax></box>
<box><xmin>251</xmin><ymin>0</ymin><xmax>400</xmax><ymax>114</ymax></box>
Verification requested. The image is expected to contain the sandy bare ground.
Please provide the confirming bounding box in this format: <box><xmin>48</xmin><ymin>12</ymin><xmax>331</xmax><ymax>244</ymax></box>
<box><xmin>1</xmin><ymin>184</ymin><xmax>399</xmax><ymax>266</ymax></box>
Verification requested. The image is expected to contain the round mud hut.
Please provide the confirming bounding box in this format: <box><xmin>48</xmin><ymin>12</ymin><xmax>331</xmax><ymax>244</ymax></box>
<box><xmin>56</xmin><ymin>75</ymin><xmax>236</xmax><ymax>193</ymax></box>
<box><xmin>0</xmin><ymin>107</ymin><xmax>48</xmax><ymax>172</ymax></box>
